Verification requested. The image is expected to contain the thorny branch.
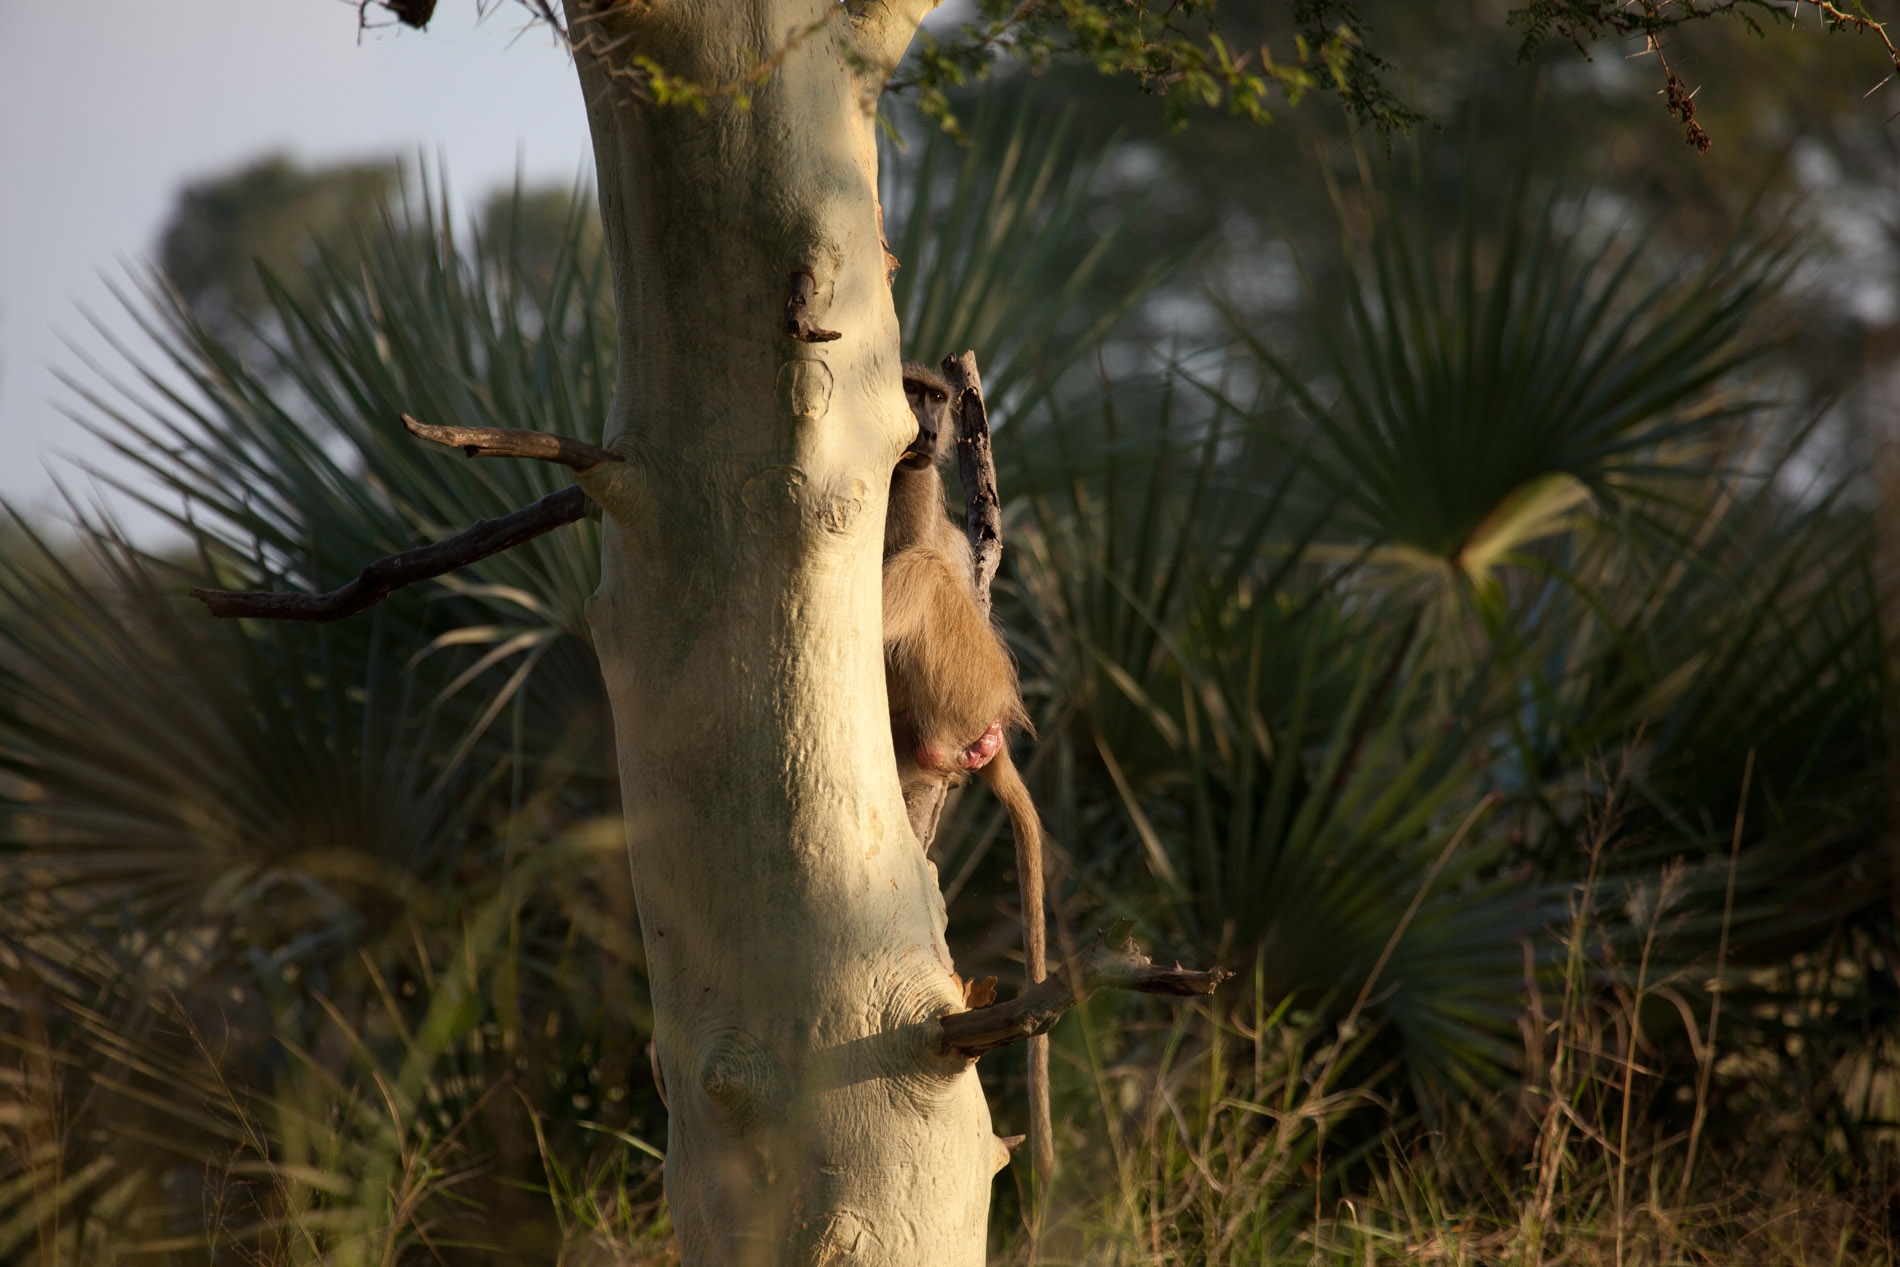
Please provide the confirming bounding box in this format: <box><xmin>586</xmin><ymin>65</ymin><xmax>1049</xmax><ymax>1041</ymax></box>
<box><xmin>1770</xmin><ymin>0</ymin><xmax>1899</xmax><ymax>97</ymax></box>
<box><xmin>1515</xmin><ymin>0</ymin><xmax>1899</xmax><ymax>147</ymax></box>
<box><xmin>1520</xmin><ymin>0</ymin><xmax>1897</xmax><ymax>68</ymax></box>
<box><xmin>1800</xmin><ymin>0</ymin><xmax>1900</xmax><ymax>65</ymax></box>
<box><xmin>939</xmin><ymin>922</ymin><xmax>1230</xmax><ymax>1060</ymax></box>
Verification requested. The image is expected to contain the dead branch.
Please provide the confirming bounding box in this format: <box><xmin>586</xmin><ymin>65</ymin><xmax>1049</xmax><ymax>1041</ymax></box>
<box><xmin>190</xmin><ymin>485</ymin><xmax>590</xmax><ymax>622</ymax></box>
<box><xmin>940</xmin><ymin>351</ymin><xmax>1001</xmax><ymax>618</ymax></box>
<box><xmin>939</xmin><ymin>922</ymin><xmax>1230</xmax><ymax>1060</ymax></box>
<box><xmin>401</xmin><ymin>414</ymin><xmax>623</xmax><ymax>470</ymax></box>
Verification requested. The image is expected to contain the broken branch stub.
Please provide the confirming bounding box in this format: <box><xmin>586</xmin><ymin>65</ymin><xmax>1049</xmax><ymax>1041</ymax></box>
<box><xmin>191</xmin><ymin>485</ymin><xmax>591</xmax><ymax>622</ymax></box>
<box><xmin>401</xmin><ymin>414</ymin><xmax>622</xmax><ymax>470</ymax></box>
<box><xmin>938</xmin><ymin>923</ymin><xmax>1230</xmax><ymax>1060</ymax></box>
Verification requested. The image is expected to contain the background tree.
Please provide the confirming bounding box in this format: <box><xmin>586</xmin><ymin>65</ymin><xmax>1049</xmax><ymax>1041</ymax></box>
<box><xmin>158</xmin><ymin>154</ymin><xmax>398</xmax><ymax>336</ymax></box>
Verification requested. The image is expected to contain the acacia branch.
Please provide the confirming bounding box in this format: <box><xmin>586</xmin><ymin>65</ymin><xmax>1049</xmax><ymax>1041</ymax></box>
<box><xmin>940</xmin><ymin>351</ymin><xmax>1001</xmax><ymax>618</ymax></box>
<box><xmin>191</xmin><ymin>486</ymin><xmax>591</xmax><ymax>622</ymax></box>
<box><xmin>401</xmin><ymin>414</ymin><xmax>623</xmax><ymax>470</ymax></box>
<box><xmin>939</xmin><ymin>923</ymin><xmax>1230</xmax><ymax>1060</ymax></box>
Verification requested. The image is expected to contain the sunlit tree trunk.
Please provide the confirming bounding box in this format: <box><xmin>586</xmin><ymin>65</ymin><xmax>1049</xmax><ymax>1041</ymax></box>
<box><xmin>564</xmin><ymin>2</ymin><xmax>1000</xmax><ymax>1261</ymax></box>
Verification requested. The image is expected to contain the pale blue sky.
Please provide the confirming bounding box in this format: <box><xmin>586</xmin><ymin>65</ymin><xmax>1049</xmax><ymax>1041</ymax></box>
<box><xmin>0</xmin><ymin>0</ymin><xmax>588</xmax><ymax>522</ymax></box>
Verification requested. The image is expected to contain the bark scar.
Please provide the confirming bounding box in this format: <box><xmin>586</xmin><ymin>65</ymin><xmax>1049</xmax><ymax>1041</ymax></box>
<box><xmin>785</xmin><ymin>270</ymin><xmax>842</xmax><ymax>343</ymax></box>
<box><xmin>805</xmin><ymin>1208</ymin><xmax>874</xmax><ymax>1262</ymax></box>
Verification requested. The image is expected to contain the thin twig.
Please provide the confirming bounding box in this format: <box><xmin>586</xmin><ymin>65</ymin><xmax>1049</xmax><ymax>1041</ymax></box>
<box><xmin>190</xmin><ymin>485</ymin><xmax>590</xmax><ymax>622</ymax></box>
<box><xmin>939</xmin><ymin>922</ymin><xmax>1229</xmax><ymax>1060</ymax></box>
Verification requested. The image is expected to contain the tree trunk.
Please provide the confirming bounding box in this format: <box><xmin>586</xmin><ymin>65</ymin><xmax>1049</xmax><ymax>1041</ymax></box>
<box><xmin>564</xmin><ymin>2</ymin><xmax>997</xmax><ymax>1261</ymax></box>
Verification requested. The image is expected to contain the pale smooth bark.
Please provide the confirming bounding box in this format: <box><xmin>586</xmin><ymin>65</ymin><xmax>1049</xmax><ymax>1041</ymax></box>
<box><xmin>563</xmin><ymin>2</ymin><xmax>999</xmax><ymax>1261</ymax></box>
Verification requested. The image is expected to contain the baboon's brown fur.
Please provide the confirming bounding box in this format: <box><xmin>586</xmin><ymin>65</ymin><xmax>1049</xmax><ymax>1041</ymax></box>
<box><xmin>885</xmin><ymin>363</ymin><xmax>1054</xmax><ymax>1191</ymax></box>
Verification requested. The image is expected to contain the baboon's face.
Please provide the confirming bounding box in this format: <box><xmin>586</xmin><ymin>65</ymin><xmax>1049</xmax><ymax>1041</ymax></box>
<box><xmin>901</xmin><ymin>376</ymin><xmax>948</xmax><ymax>470</ymax></box>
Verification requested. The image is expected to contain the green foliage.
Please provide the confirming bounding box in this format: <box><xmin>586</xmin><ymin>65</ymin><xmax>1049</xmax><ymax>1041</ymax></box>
<box><xmin>968</xmin><ymin>398</ymin><xmax>1547</xmax><ymax>1099</ymax></box>
<box><xmin>1</xmin><ymin>170</ymin><xmax>641</xmax><ymax>1260</ymax></box>
<box><xmin>1500</xmin><ymin>0</ymin><xmax>1900</xmax><ymax>151</ymax></box>
<box><xmin>1245</xmin><ymin>174</ymin><xmax>1790</xmax><ymax>618</ymax></box>
<box><xmin>890</xmin><ymin>0</ymin><xmax>1898</xmax><ymax>140</ymax></box>
<box><xmin>908</xmin><ymin>171</ymin><xmax>1888</xmax><ymax>1224</ymax></box>
<box><xmin>883</xmin><ymin>95</ymin><xmax>1192</xmax><ymax>408</ymax></box>
<box><xmin>0</xmin><ymin>110</ymin><xmax>1186</xmax><ymax>1256</ymax></box>
<box><xmin>1028</xmin><ymin>834</ymin><xmax>1900</xmax><ymax>1263</ymax></box>
<box><xmin>902</xmin><ymin>0</ymin><xmax>1422</xmax><ymax>135</ymax></box>
<box><xmin>2</xmin><ymin>92</ymin><xmax>1891</xmax><ymax>1264</ymax></box>
<box><xmin>478</xmin><ymin>181</ymin><xmax>603</xmax><ymax>291</ymax></box>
